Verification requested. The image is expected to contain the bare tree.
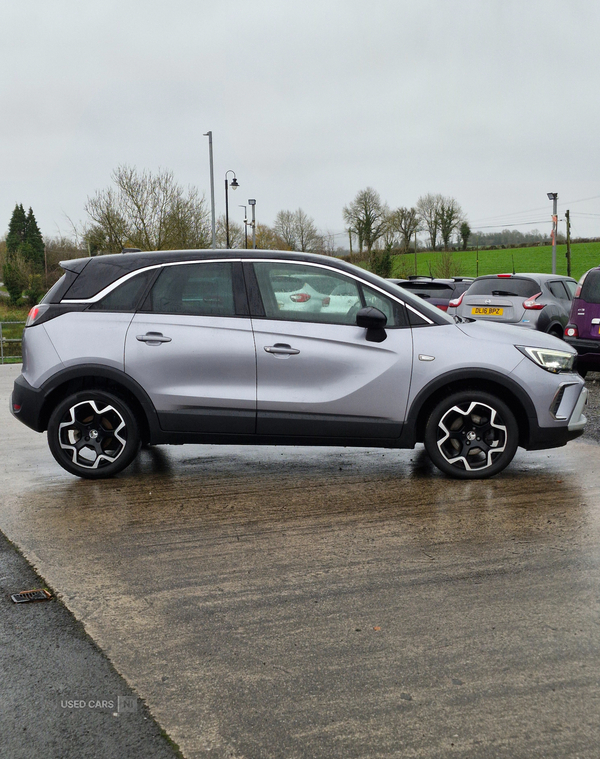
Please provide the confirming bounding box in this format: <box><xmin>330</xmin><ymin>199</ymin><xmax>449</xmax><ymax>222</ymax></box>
<box><xmin>343</xmin><ymin>187</ymin><xmax>388</xmax><ymax>254</ymax></box>
<box><xmin>319</xmin><ymin>231</ymin><xmax>337</xmax><ymax>256</ymax></box>
<box><xmin>215</xmin><ymin>215</ymin><xmax>244</xmax><ymax>249</ymax></box>
<box><xmin>387</xmin><ymin>207</ymin><xmax>420</xmax><ymax>253</ymax></box>
<box><xmin>273</xmin><ymin>210</ymin><xmax>296</xmax><ymax>249</ymax></box>
<box><xmin>416</xmin><ymin>193</ymin><xmax>443</xmax><ymax>251</ymax></box>
<box><xmin>253</xmin><ymin>224</ymin><xmax>288</xmax><ymax>250</ymax></box>
<box><xmin>43</xmin><ymin>235</ymin><xmax>86</xmax><ymax>285</ymax></box>
<box><xmin>273</xmin><ymin>208</ymin><xmax>322</xmax><ymax>252</ymax></box>
<box><xmin>84</xmin><ymin>165</ymin><xmax>211</xmax><ymax>253</ymax></box>
<box><xmin>437</xmin><ymin>197</ymin><xmax>464</xmax><ymax>251</ymax></box>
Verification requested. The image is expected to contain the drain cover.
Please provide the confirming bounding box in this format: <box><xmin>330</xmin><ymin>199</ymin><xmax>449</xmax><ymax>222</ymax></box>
<box><xmin>11</xmin><ymin>589</ymin><xmax>52</xmax><ymax>603</ymax></box>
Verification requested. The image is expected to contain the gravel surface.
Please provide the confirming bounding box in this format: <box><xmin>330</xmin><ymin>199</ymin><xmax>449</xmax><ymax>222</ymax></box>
<box><xmin>583</xmin><ymin>373</ymin><xmax>600</xmax><ymax>443</ymax></box>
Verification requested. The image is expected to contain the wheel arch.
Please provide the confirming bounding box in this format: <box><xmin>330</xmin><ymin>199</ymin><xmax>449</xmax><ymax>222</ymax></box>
<box><xmin>536</xmin><ymin>305</ymin><xmax>567</xmax><ymax>337</ymax></box>
<box><xmin>38</xmin><ymin>366</ymin><xmax>158</xmax><ymax>444</ymax></box>
<box><xmin>408</xmin><ymin>369</ymin><xmax>535</xmax><ymax>449</ymax></box>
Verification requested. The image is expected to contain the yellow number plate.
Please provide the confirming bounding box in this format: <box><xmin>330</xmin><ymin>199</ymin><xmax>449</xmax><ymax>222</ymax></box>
<box><xmin>472</xmin><ymin>307</ymin><xmax>503</xmax><ymax>316</ymax></box>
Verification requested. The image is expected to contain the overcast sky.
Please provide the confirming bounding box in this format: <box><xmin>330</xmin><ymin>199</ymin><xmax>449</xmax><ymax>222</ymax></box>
<box><xmin>2</xmin><ymin>0</ymin><xmax>600</xmax><ymax>246</ymax></box>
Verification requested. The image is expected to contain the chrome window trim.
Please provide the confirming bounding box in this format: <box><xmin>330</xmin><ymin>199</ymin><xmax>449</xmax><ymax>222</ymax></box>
<box><xmin>247</xmin><ymin>258</ymin><xmax>436</xmax><ymax>324</ymax></box>
<box><xmin>61</xmin><ymin>256</ymin><xmax>436</xmax><ymax>325</ymax></box>
<box><xmin>61</xmin><ymin>258</ymin><xmax>242</xmax><ymax>304</ymax></box>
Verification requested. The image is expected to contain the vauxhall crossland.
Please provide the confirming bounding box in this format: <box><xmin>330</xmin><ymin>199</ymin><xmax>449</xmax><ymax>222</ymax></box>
<box><xmin>10</xmin><ymin>249</ymin><xmax>587</xmax><ymax>480</ymax></box>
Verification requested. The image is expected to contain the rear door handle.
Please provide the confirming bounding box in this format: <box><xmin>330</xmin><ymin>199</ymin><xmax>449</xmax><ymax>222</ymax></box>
<box><xmin>264</xmin><ymin>343</ymin><xmax>300</xmax><ymax>355</ymax></box>
<box><xmin>136</xmin><ymin>332</ymin><xmax>172</xmax><ymax>345</ymax></box>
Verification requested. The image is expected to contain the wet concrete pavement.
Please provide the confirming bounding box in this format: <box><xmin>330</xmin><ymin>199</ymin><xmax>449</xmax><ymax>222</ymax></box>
<box><xmin>1</xmin><ymin>364</ymin><xmax>600</xmax><ymax>758</ymax></box>
<box><xmin>0</xmin><ymin>530</ymin><xmax>183</xmax><ymax>759</ymax></box>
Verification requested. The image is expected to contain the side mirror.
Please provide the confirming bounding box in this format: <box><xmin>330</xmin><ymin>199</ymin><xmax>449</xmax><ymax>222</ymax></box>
<box><xmin>356</xmin><ymin>307</ymin><xmax>388</xmax><ymax>342</ymax></box>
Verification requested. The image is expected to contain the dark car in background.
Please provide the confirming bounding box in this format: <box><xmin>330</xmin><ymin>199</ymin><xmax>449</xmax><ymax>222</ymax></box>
<box><xmin>388</xmin><ymin>277</ymin><xmax>474</xmax><ymax>311</ymax></box>
<box><xmin>564</xmin><ymin>266</ymin><xmax>600</xmax><ymax>376</ymax></box>
<box><xmin>448</xmin><ymin>273</ymin><xmax>577</xmax><ymax>338</ymax></box>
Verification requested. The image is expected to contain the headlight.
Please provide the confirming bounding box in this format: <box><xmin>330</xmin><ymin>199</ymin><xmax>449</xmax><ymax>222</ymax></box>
<box><xmin>516</xmin><ymin>345</ymin><xmax>575</xmax><ymax>373</ymax></box>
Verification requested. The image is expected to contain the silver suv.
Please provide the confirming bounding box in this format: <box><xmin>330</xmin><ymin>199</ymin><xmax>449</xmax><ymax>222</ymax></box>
<box><xmin>10</xmin><ymin>250</ymin><xmax>587</xmax><ymax>480</ymax></box>
<box><xmin>448</xmin><ymin>272</ymin><xmax>577</xmax><ymax>337</ymax></box>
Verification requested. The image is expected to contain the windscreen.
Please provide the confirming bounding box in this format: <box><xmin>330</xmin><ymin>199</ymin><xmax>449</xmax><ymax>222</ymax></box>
<box><xmin>580</xmin><ymin>270</ymin><xmax>600</xmax><ymax>304</ymax></box>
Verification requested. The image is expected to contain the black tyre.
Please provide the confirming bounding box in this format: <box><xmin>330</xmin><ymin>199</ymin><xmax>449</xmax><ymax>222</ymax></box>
<box><xmin>424</xmin><ymin>391</ymin><xmax>519</xmax><ymax>479</ymax></box>
<box><xmin>47</xmin><ymin>390</ymin><xmax>141</xmax><ymax>479</ymax></box>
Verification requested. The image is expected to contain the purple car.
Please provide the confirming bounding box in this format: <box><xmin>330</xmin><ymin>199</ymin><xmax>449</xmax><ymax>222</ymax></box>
<box><xmin>564</xmin><ymin>266</ymin><xmax>600</xmax><ymax>376</ymax></box>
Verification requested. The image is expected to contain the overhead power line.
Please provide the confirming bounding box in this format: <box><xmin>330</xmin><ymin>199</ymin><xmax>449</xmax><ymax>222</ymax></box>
<box><xmin>474</xmin><ymin>220</ymin><xmax>549</xmax><ymax>230</ymax></box>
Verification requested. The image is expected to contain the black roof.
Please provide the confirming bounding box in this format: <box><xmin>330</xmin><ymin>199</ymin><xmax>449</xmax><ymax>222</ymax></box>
<box><xmin>58</xmin><ymin>248</ymin><xmax>449</xmax><ymax>324</ymax></box>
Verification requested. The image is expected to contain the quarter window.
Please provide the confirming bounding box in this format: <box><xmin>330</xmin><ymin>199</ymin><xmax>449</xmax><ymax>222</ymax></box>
<box><xmin>89</xmin><ymin>270</ymin><xmax>155</xmax><ymax>312</ymax></box>
<box><xmin>548</xmin><ymin>281</ymin><xmax>571</xmax><ymax>301</ymax></box>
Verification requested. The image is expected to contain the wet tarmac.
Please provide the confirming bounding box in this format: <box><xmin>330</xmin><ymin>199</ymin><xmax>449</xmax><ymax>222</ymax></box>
<box><xmin>1</xmin><ymin>364</ymin><xmax>600</xmax><ymax>758</ymax></box>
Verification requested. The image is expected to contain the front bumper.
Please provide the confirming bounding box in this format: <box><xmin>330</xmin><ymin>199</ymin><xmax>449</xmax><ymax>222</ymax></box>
<box><xmin>525</xmin><ymin>385</ymin><xmax>587</xmax><ymax>450</ymax></box>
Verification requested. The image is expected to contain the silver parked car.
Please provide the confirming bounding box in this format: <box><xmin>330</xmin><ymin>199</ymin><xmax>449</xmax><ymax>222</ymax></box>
<box><xmin>447</xmin><ymin>272</ymin><xmax>577</xmax><ymax>337</ymax></box>
<box><xmin>11</xmin><ymin>250</ymin><xmax>586</xmax><ymax>480</ymax></box>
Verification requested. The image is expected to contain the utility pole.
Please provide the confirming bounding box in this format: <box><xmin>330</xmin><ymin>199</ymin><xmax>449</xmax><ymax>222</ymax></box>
<box><xmin>348</xmin><ymin>230</ymin><xmax>353</xmax><ymax>257</ymax></box>
<box><xmin>547</xmin><ymin>192</ymin><xmax>558</xmax><ymax>274</ymax></box>
<box><xmin>248</xmin><ymin>199</ymin><xmax>256</xmax><ymax>249</ymax></box>
<box><xmin>239</xmin><ymin>205</ymin><xmax>248</xmax><ymax>249</ymax></box>
<box><xmin>203</xmin><ymin>131</ymin><xmax>216</xmax><ymax>248</ymax></box>
<box><xmin>565</xmin><ymin>209</ymin><xmax>572</xmax><ymax>277</ymax></box>
<box><xmin>414</xmin><ymin>231</ymin><xmax>418</xmax><ymax>275</ymax></box>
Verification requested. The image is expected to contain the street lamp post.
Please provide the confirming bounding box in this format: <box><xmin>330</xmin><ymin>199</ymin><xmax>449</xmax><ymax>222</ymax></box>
<box><xmin>547</xmin><ymin>192</ymin><xmax>558</xmax><ymax>274</ymax></box>
<box><xmin>203</xmin><ymin>131</ymin><xmax>216</xmax><ymax>248</ymax></box>
<box><xmin>225</xmin><ymin>170</ymin><xmax>239</xmax><ymax>249</ymax></box>
<box><xmin>239</xmin><ymin>205</ymin><xmax>248</xmax><ymax>249</ymax></box>
<box><xmin>248</xmin><ymin>199</ymin><xmax>256</xmax><ymax>249</ymax></box>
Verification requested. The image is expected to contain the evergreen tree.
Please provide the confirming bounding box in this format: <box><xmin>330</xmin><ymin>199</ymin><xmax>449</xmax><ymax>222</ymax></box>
<box><xmin>3</xmin><ymin>203</ymin><xmax>46</xmax><ymax>303</ymax></box>
<box><xmin>6</xmin><ymin>204</ymin><xmax>27</xmax><ymax>255</ymax></box>
<box><xmin>24</xmin><ymin>208</ymin><xmax>45</xmax><ymax>272</ymax></box>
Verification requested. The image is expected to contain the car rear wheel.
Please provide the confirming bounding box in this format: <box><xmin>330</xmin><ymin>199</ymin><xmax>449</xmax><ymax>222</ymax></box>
<box><xmin>47</xmin><ymin>390</ymin><xmax>141</xmax><ymax>479</ymax></box>
<box><xmin>424</xmin><ymin>391</ymin><xmax>519</xmax><ymax>479</ymax></box>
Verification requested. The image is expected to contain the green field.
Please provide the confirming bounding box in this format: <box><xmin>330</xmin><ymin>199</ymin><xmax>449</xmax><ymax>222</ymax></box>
<box><xmin>390</xmin><ymin>241</ymin><xmax>600</xmax><ymax>281</ymax></box>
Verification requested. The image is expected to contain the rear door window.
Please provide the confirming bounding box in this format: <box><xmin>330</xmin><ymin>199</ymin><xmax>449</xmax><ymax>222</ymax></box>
<box><xmin>144</xmin><ymin>262</ymin><xmax>236</xmax><ymax>316</ymax></box>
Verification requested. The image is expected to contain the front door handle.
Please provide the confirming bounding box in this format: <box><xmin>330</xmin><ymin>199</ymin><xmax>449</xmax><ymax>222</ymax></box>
<box><xmin>136</xmin><ymin>332</ymin><xmax>172</xmax><ymax>345</ymax></box>
<box><xmin>264</xmin><ymin>343</ymin><xmax>300</xmax><ymax>356</ymax></box>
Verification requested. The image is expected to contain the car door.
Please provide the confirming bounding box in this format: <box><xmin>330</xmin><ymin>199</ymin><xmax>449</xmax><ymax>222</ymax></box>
<box><xmin>248</xmin><ymin>261</ymin><xmax>413</xmax><ymax>440</ymax></box>
<box><xmin>125</xmin><ymin>260</ymin><xmax>257</xmax><ymax>434</ymax></box>
<box><xmin>547</xmin><ymin>279</ymin><xmax>575</xmax><ymax>327</ymax></box>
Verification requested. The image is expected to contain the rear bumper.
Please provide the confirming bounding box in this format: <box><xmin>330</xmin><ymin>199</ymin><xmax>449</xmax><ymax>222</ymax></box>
<box><xmin>10</xmin><ymin>374</ymin><xmax>46</xmax><ymax>432</ymax></box>
<box><xmin>564</xmin><ymin>336</ymin><xmax>600</xmax><ymax>355</ymax></box>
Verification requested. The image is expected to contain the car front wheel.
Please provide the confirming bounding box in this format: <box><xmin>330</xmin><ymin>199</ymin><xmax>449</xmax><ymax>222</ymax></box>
<box><xmin>47</xmin><ymin>390</ymin><xmax>140</xmax><ymax>479</ymax></box>
<box><xmin>424</xmin><ymin>391</ymin><xmax>519</xmax><ymax>479</ymax></box>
